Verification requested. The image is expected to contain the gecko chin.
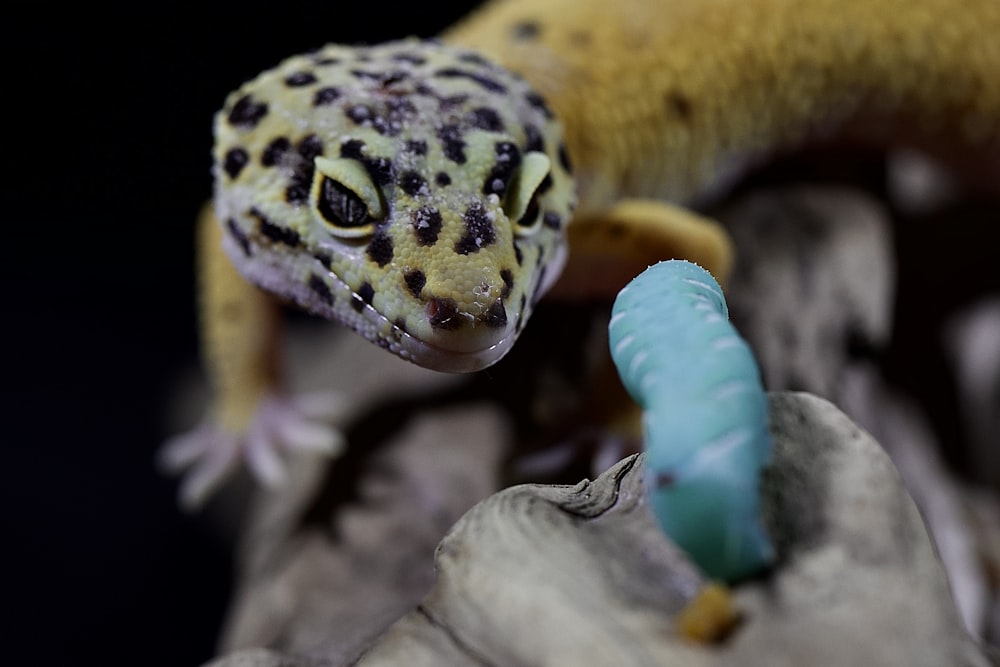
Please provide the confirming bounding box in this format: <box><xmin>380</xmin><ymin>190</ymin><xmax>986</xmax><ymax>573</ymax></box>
<box><xmin>395</xmin><ymin>318</ymin><xmax>517</xmax><ymax>373</ymax></box>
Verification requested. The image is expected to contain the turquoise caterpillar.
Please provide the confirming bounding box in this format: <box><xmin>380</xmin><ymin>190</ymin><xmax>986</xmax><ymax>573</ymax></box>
<box><xmin>608</xmin><ymin>260</ymin><xmax>773</xmax><ymax>581</ymax></box>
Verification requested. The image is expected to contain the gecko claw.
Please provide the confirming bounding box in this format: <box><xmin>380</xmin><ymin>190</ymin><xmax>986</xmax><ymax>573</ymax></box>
<box><xmin>159</xmin><ymin>392</ymin><xmax>347</xmax><ymax>510</ymax></box>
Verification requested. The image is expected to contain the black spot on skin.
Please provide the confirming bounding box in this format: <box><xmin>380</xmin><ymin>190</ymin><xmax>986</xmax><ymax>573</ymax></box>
<box><xmin>525</xmin><ymin>92</ymin><xmax>554</xmax><ymax>119</ymax></box>
<box><xmin>605</xmin><ymin>221</ymin><xmax>627</xmax><ymax>238</ymax></box>
<box><xmin>226</xmin><ymin>218</ymin><xmax>252</xmax><ymax>256</ymax></box>
<box><xmin>298</xmin><ymin>134</ymin><xmax>324</xmax><ymax>160</ymax></box>
<box><xmin>456</xmin><ymin>202</ymin><xmax>496</xmax><ymax>254</ymax></box>
<box><xmin>261</xmin><ymin>137</ymin><xmax>291</xmax><ymax>166</ymax></box>
<box><xmin>340</xmin><ymin>139</ymin><xmax>365</xmax><ymax>160</ymax></box>
<box><xmin>394</xmin><ymin>317</ymin><xmax>409</xmax><ymax>334</ymax></box>
<box><xmin>220</xmin><ymin>301</ymin><xmax>242</xmax><ymax>322</ymax></box>
<box><xmin>513</xmin><ymin>241</ymin><xmax>523</xmax><ymax>265</ymax></box>
<box><xmin>346</xmin><ymin>104</ymin><xmax>373</xmax><ymax>125</ymax></box>
<box><xmin>314</xmin><ymin>251</ymin><xmax>332</xmax><ymax>269</ymax></box>
<box><xmin>314</xmin><ymin>56</ymin><xmax>341</xmax><ymax>66</ymax></box>
<box><xmin>482</xmin><ymin>141</ymin><xmax>521</xmax><ymax>197</ymax></box>
<box><xmin>346</xmin><ymin>102</ymin><xmax>405</xmax><ymax>136</ymax></box>
<box><xmin>435</xmin><ymin>172</ymin><xmax>452</xmax><ymax>187</ymax></box>
<box><xmin>414</xmin><ymin>83</ymin><xmax>438</xmax><ymax>97</ymax></box>
<box><xmin>543</xmin><ymin>212</ymin><xmax>562</xmax><ymax>230</ymax></box>
<box><xmin>405</xmin><ymin>140</ymin><xmax>428</xmax><ymax>156</ymax></box>
<box><xmin>313</xmin><ymin>86</ymin><xmax>341</xmax><ymax>106</ymax></box>
<box><xmin>411</xmin><ymin>206</ymin><xmax>443</xmax><ymax>246</ymax></box>
<box><xmin>309</xmin><ymin>275</ymin><xmax>334</xmax><ymax>306</ymax></box>
<box><xmin>500</xmin><ymin>269</ymin><xmax>514</xmax><ymax>300</ymax></box>
<box><xmin>404</xmin><ymin>269</ymin><xmax>426</xmax><ymax>298</ymax></box>
<box><xmin>351</xmin><ymin>69</ymin><xmax>407</xmax><ymax>87</ymax></box>
<box><xmin>439</xmin><ymin>94</ymin><xmax>469</xmax><ymax>111</ymax></box>
<box><xmin>392</xmin><ymin>52</ymin><xmax>426</xmax><ymax>65</ymax></box>
<box><xmin>359</xmin><ymin>282</ymin><xmax>375</xmax><ymax>304</ymax></box>
<box><xmin>523</xmin><ymin>124</ymin><xmax>545</xmax><ymax>153</ymax></box>
<box><xmin>665</xmin><ymin>90</ymin><xmax>692</xmax><ymax>121</ymax></box>
<box><xmin>386</xmin><ymin>97</ymin><xmax>416</xmax><ymax>116</ymax></box>
<box><xmin>286</xmin><ymin>180</ymin><xmax>309</xmax><ymax>204</ymax></box>
<box><xmin>511</xmin><ymin>21</ymin><xmax>541</xmax><ymax>40</ymax></box>
<box><xmin>341</xmin><ymin>141</ymin><xmax>393</xmax><ymax>184</ymax></box>
<box><xmin>363</xmin><ymin>157</ymin><xmax>394</xmax><ymax>186</ymax></box>
<box><xmin>438</xmin><ymin>124</ymin><xmax>467</xmax><ymax>164</ymax></box>
<box><xmin>519</xmin><ymin>293</ymin><xmax>527</xmax><ymax>315</ymax></box>
<box><xmin>284</xmin><ymin>136</ymin><xmax>323</xmax><ymax>205</ymax></box>
<box><xmin>366</xmin><ymin>231</ymin><xmax>394</xmax><ymax>267</ymax></box>
<box><xmin>252</xmin><ymin>208</ymin><xmax>301</xmax><ymax>247</ymax></box>
<box><xmin>434</xmin><ymin>68</ymin><xmax>507</xmax><ymax>93</ymax></box>
<box><xmin>399</xmin><ymin>171</ymin><xmax>427</xmax><ymax>197</ymax></box>
<box><xmin>285</xmin><ymin>71</ymin><xmax>317</xmax><ymax>87</ymax></box>
<box><xmin>379</xmin><ymin>71</ymin><xmax>408</xmax><ymax>87</ymax></box>
<box><xmin>227</xmin><ymin>94</ymin><xmax>268</xmax><ymax>128</ymax></box>
<box><xmin>482</xmin><ymin>300</ymin><xmax>507</xmax><ymax>328</ymax></box>
<box><xmin>428</xmin><ymin>297</ymin><xmax>462</xmax><ymax>330</ymax></box>
<box><xmin>457</xmin><ymin>52</ymin><xmax>492</xmax><ymax>67</ymax></box>
<box><xmin>351</xmin><ymin>69</ymin><xmax>381</xmax><ymax>81</ymax></box>
<box><xmin>351</xmin><ymin>294</ymin><xmax>365</xmax><ymax>312</ymax></box>
<box><xmin>469</xmin><ymin>107</ymin><xmax>504</xmax><ymax>132</ymax></box>
<box><xmin>558</xmin><ymin>142</ymin><xmax>572</xmax><ymax>172</ymax></box>
<box><xmin>223</xmin><ymin>147</ymin><xmax>249</xmax><ymax>179</ymax></box>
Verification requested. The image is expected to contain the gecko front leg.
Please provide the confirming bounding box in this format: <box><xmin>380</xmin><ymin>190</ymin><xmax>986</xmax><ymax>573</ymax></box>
<box><xmin>159</xmin><ymin>205</ymin><xmax>343</xmax><ymax>509</ymax></box>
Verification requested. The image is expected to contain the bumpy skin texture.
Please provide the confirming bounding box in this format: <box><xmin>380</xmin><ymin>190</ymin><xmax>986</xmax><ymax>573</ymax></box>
<box><xmin>165</xmin><ymin>0</ymin><xmax>1000</xmax><ymax>507</ymax></box>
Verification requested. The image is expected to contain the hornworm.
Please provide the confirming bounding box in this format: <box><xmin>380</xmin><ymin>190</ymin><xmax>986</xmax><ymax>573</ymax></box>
<box><xmin>609</xmin><ymin>260</ymin><xmax>773</xmax><ymax>581</ymax></box>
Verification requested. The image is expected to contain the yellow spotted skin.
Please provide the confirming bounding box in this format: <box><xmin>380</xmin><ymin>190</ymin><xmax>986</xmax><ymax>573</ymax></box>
<box><xmin>168</xmin><ymin>0</ymin><xmax>1000</xmax><ymax>508</ymax></box>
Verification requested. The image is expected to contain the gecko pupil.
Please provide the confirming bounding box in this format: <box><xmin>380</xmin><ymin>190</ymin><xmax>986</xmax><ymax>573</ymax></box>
<box><xmin>318</xmin><ymin>177</ymin><xmax>371</xmax><ymax>228</ymax></box>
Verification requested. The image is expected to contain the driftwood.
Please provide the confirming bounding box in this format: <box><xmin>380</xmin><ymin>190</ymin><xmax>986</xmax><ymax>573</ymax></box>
<box><xmin>209</xmin><ymin>393</ymin><xmax>994</xmax><ymax>666</ymax></box>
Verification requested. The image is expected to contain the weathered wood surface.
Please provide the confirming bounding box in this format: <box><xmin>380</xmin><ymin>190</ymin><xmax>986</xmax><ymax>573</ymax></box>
<box><xmin>209</xmin><ymin>393</ymin><xmax>995</xmax><ymax>666</ymax></box>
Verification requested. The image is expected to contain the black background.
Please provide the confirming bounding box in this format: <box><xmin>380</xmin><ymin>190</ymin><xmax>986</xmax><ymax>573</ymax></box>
<box><xmin>7</xmin><ymin>4</ymin><xmax>477</xmax><ymax>665</ymax></box>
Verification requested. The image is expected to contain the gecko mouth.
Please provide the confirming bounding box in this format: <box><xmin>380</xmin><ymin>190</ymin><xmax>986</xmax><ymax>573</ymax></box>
<box><xmin>390</xmin><ymin>309</ymin><xmax>516</xmax><ymax>372</ymax></box>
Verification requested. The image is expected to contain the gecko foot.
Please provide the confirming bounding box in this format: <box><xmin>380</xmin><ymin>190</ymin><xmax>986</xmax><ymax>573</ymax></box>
<box><xmin>159</xmin><ymin>392</ymin><xmax>347</xmax><ymax>510</ymax></box>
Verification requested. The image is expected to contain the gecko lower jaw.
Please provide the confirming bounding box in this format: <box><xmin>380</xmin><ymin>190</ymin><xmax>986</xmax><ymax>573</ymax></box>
<box><xmin>395</xmin><ymin>318</ymin><xmax>517</xmax><ymax>373</ymax></box>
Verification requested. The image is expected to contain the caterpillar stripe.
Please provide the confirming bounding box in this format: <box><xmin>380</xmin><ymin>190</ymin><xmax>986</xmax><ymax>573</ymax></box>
<box><xmin>608</xmin><ymin>260</ymin><xmax>773</xmax><ymax>581</ymax></box>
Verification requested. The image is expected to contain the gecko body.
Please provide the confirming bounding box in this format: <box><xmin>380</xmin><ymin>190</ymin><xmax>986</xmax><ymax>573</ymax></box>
<box><xmin>164</xmin><ymin>0</ymin><xmax>1000</xmax><ymax>511</ymax></box>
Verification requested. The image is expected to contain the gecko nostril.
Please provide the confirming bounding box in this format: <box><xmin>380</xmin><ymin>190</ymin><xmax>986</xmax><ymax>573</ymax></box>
<box><xmin>427</xmin><ymin>297</ymin><xmax>462</xmax><ymax>330</ymax></box>
<box><xmin>482</xmin><ymin>298</ymin><xmax>507</xmax><ymax>328</ymax></box>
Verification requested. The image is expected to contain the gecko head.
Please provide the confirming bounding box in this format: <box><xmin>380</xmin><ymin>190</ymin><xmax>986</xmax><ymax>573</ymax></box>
<box><xmin>213</xmin><ymin>39</ymin><xmax>575</xmax><ymax>372</ymax></box>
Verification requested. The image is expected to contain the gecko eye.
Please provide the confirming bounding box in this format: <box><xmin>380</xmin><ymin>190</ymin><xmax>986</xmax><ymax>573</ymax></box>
<box><xmin>318</xmin><ymin>177</ymin><xmax>373</xmax><ymax>231</ymax></box>
<box><xmin>505</xmin><ymin>151</ymin><xmax>550</xmax><ymax>236</ymax></box>
<box><xmin>311</xmin><ymin>156</ymin><xmax>386</xmax><ymax>238</ymax></box>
